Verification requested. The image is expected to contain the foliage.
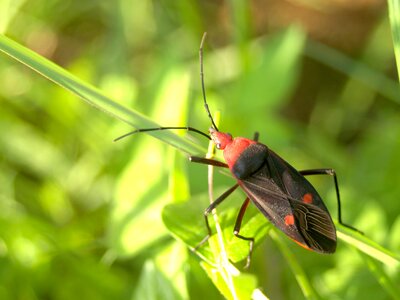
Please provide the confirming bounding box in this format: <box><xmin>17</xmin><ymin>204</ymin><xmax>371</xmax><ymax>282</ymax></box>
<box><xmin>0</xmin><ymin>1</ymin><xmax>399</xmax><ymax>299</ymax></box>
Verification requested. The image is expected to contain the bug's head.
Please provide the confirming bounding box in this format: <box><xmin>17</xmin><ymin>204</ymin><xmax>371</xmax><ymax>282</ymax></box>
<box><xmin>209</xmin><ymin>127</ymin><xmax>232</xmax><ymax>150</ymax></box>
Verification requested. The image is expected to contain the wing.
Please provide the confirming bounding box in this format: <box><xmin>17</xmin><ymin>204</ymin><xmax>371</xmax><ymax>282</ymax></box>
<box><xmin>239</xmin><ymin>149</ymin><xmax>336</xmax><ymax>253</ymax></box>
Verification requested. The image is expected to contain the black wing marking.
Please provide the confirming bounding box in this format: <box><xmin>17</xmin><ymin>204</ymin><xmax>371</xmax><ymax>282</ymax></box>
<box><xmin>291</xmin><ymin>200</ymin><xmax>336</xmax><ymax>252</ymax></box>
<box><xmin>238</xmin><ymin>148</ymin><xmax>336</xmax><ymax>253</ymax></box>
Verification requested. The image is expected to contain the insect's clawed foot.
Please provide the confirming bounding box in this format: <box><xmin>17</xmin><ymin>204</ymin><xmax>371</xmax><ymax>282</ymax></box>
<box><xmin>243</xmin><ymin>255</ymin><xmax>251</xmax><ymax>270</ymax></box>
<box><xmin>193</xmin><ymin>234</ymin><xmax>211</xmax><ymax>252</ymax></box>
<box><xmin>341</xmin><ymin>222</ymin><xmax>364</xmax><ymax>235</ymax></box>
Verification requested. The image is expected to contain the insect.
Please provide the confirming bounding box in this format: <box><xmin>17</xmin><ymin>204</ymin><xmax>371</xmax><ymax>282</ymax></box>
<box><xmin>115</xmin><ymin>33</ymin><xmax>359</xmax><ymax>267</ymax></box>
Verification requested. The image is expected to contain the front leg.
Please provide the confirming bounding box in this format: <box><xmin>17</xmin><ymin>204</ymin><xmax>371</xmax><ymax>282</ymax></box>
<box><xmin>194</xmin><ymin>184</ymin><xmax>239</xmax><ymax>249</ymax></box>
<box><xmin>189</xmin><ymin>156</ymin><xmax>229</xmax><ymax>168</ymax></box>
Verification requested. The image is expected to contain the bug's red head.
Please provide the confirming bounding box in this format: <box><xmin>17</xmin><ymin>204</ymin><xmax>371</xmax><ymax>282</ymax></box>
<box><xmin>209</xmin><ymin>127</ymin><xmax>233</xmax><ymax>150</ymax></box>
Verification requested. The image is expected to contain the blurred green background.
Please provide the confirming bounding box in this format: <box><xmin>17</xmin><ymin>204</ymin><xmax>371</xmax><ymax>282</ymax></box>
<box><xmin>0</xmin><ymin>0</ymin><xmax>400</xmax><ymax>299</ymax></box>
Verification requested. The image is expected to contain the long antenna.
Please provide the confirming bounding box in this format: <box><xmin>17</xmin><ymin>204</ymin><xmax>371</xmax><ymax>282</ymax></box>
<box><xmin>199</xmin><ymin>32</ymin><xmax>219</xmax><ymax>132</ymax></box>
<box><xmin>114</xmin><ymin>33</ymin><xmax>216</xmax><ymax>143</ymax></box>
<box><xmin>113</xmin><ymin>126</ymin><xmax>211</xmax><ymax>142</ymax></box>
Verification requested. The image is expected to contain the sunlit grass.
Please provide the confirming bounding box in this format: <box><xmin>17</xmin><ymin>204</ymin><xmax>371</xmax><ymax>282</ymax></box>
<box><xmin>0</xmin><ymin>1</ymin><xmax>399</xmax><ymax>299</ymax></box>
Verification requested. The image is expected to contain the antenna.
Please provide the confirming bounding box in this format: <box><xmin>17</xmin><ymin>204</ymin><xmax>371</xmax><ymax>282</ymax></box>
<box><xmin>113</xmin><ymin>126</ymin><xmax>211</xmax><ymax>142</ymax></box>
<box><xmin>199</xmin><ymin>32</ymin><xmax>219</xmax><ymax>132</ymax></box>
<box><xmin>113</xmin><ymin>33</ymin><xmax>215</xmax><ymax>143</ymax></box>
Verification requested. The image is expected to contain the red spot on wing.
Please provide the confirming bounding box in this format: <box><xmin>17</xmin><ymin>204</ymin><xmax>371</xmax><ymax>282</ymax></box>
<box><xmin>302</xmin><ymin>193</ymin><xmax>313</xmax><ymax>204</ymax></box>
<box><xmin>285</xmin><ymin>214</ymin><xmax>312</xmax><ymax>250</ymax></box>
<box><xmin>284</xmin><ymin>214</ymin><xmax>295</xmax><ymax>226</ymax></box>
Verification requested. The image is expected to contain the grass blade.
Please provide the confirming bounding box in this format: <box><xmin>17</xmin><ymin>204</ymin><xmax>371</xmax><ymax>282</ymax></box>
<box><xmin>0</xmin><ymin>34</ymin><xmax>205</xmax><ymax>155</ymax></box>
<box><xmin>337</xmin><ymin>224</ymin><xmax>400</xmax><ymax>267</ymax></box>
<box><xmin>388</xmin><ymin>0</ymin><xmax>400</xmax><ymax>80</ymax></box>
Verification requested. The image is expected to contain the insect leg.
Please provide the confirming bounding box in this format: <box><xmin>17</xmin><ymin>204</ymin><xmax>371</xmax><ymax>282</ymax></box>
<box><xmin>299</xmin><ymin>168</ymin><xmax>362</xmax><ymax>233</ymax></box>
<box><xmin>195</xmin><ymin>184</ymin><xmax>239</xmax><ymax>250</ymax></box>
<box><xmin>233</xmin><ymin>197</ymin><xmax>254</xmax><ymax>269</ymax></box>
<box><xmin>189</xmin><ymin>156</ymin><xmax>229</xmax><ymax>168</ymax></box>
<box><xmin>253</xmin><ymin>132</ymin><xmax>260</xmax><ymax>142</ymax></box>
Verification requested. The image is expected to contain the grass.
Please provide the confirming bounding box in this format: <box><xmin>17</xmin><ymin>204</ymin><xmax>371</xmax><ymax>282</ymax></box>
<box><xmin>0</xmin><ymin>1</ymin><xmax>399</xmax><ymax>299</ymax></box>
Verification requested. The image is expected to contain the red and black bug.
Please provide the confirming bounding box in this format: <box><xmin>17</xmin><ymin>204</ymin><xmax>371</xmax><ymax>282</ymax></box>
<box><xmin>115</xmin><ymin>33</ymin><xmax>359</xmax><ymax>267</ymax></box>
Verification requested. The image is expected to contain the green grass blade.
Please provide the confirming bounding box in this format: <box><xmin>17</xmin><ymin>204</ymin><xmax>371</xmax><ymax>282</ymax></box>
<box><xmin>337</xmin><ymin>224</ymin><xmax>400</xmax><ymax>267</ymax></box>
<box><xmin>388</xmin><ymin>0</ymin><xmax>400</xmax><ymax>81</ymax></box>
<box><xmin>305</xmin><ymin>39</ymin><xmax>400</xmax><ymax>104</ymax></box>
<box><xmin>0</xmin><ymin>34</ymin><xmax>205</xmax><ymax>155</ymax></box>
<box><xmin>362</xmin><ymin>254</ymin><xmax>400</xmax><ymax>300</ymax></box>
<box><xmin>201</xmin><ymin>261</ymin><xmax>259</xmax><ymax>300</ymax></box>
<box><xmin>269</xmin><ymin>230</ymin><xmax>319</xmax><ymax>300</ymax></box>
